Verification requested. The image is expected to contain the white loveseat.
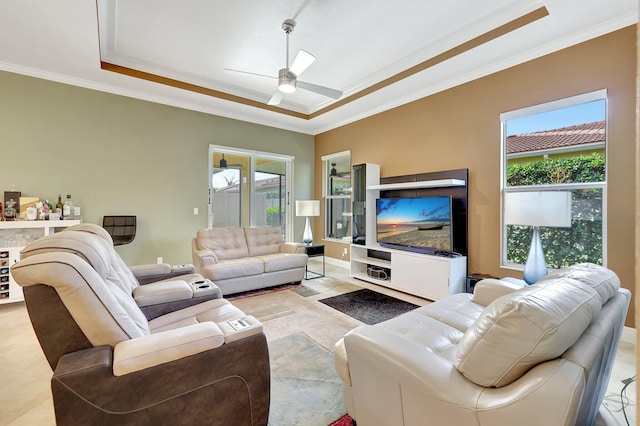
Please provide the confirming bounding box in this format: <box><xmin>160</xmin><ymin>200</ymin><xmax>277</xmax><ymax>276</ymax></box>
<box><xmin>192</xmin><ymin>226</ymin><xmax>308</xmax><ymax>296</ymax></box>
<box><xmin>334</xmin><ymin>263</ymin><xmax>630</xmax><ymax>426</ymax></box>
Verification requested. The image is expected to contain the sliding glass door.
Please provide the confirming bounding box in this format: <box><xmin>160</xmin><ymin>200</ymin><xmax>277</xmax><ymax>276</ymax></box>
<box><xmin>209</xmin><ymin>146</ymin><xmax>293</xmax><ymax>240</ymax></box>
<box><xmin>254</xmin><ymin>157</ymin><xmax>288</xmax><ymax>233</ymax></box>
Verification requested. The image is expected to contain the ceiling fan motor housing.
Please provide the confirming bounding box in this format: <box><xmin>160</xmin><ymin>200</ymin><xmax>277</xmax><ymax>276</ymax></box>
<box><xmin>282</xmin><ymin>19</ymin><xmax>296</xmax><ymax>33</ymax></box>
<box><xmin>278</xmin><ymin>68</ymin><xmax>297</xmax><ymax>93</ymax></box>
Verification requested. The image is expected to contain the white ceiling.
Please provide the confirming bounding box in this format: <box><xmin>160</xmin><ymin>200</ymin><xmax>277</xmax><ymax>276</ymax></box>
<box><xmin>0</xmin><ymin>0</ymin><xmax>637</xmax><ymax>135</ymax></box>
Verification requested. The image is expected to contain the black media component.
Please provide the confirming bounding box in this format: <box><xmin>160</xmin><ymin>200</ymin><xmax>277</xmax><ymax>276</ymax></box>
<box><xmin>466</xmin><ymin>273</ymin><xmax>498</xmax><ymax>294</ymax></box>
<box><xmin>352</xmin><ymin>163</ymin><xmax>368</xmax><ymax>245</ymax></box>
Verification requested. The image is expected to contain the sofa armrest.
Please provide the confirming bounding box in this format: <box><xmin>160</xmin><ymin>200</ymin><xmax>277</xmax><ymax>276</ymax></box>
<box><xmin>129</xmin><ymin>263</ymin><xmax>172</xmax><ymax>278</ymax></box>
<box><xmin>113</xmin><ymin>322</ymin><xmax>225</xmax><ymax>376</ymax></box>
<box><xmin>194</xmin><ymin>248</ymin><xmax>218</xmax><ymax>267</ymax></box>
<box><xmin>334</xmin><ymin>338</ymin><xmax>351</xmax><ymax>386</ymax></box>
<box><xmin>472</xmin><ymin>278</ymin><xmax>524</xmax><ymax>306</ymax></box>
<box><xmin>54</xmin><ymin>345</ymin><xmax>114</xmax><ymax>377</ymax></box>
<box><xmin>343</xmin><ymin>325</ymin><xmax>584</xmax><ymax>425</ymax></box>
<box><xmin>130</xmin><ymin>263</ymin><xmax>198</xmax><ymax>285</ymax></box>
<box><xmin>344</xmin><ymin>326</ymin><xmax>483</xmax><ymax>404</ymax></box>
<box><xmin>132</xmin><ymin>280</ymin><xmax>194</xmax><ymax>307</ymax></box>
<box><xmin>280</xmin><ymin>242</ymin><xmax>307</xmax><ymax>254</ymax></box>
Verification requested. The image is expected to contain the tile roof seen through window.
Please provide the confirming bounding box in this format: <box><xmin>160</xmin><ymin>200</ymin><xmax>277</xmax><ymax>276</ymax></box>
<box><xmin>506</xmin><ymin>120</ymin><xmax>605</xmax><ymax>154</ymax></box>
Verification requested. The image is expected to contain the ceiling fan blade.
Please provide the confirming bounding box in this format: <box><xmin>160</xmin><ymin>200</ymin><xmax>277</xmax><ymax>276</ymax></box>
<box><xmin>224</xmin><ymin>68</ymin><xmax>277</xmax><ymax>80</ymax></box>
<box><xmin>289</xmin><ymin>50</ymin><xmax>315</xmax><ymax>77</ymax></box>
<box><xmin>267</xmin><ymin>91</ymin><xmax>283</xmax><ymax>106</ymax></box>
<box><xmin>297</xmin><ymin>81</ymin><xmax>343</xmax><ymax>99</ymax></box>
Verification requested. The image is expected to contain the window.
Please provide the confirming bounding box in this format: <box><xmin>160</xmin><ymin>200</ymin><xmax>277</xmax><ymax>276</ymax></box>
<box><xmin>501</xmin><ymin>90</ymin><xmax>607</xmax><ymax>269</ymax></box>
<box><xmin>321</xmin><ymin>150</ymin><xmax>351</xmax><ymax>240</ymax></box>
<box><xmin>209</xmin><ymin>145</ymin><xmax>293</xmax><ymax>239</ymax></box>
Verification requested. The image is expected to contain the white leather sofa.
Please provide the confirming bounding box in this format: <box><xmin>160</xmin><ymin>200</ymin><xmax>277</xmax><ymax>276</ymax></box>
<box><xmin>192</xmin><ymin>226</ymin><xmax>308</xmax><ymax>295</ymax></box>
<box><xmin>334</xmin><ymin>263</ymin><xmax>630</xmax><ymax>426</ymax></box>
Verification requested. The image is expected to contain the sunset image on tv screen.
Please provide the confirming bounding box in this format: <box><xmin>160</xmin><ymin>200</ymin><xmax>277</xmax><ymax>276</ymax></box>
<box><xmin>376</xmin><ymin>197</ymin><xmax>452</xmax><ymax>251</ymax></box>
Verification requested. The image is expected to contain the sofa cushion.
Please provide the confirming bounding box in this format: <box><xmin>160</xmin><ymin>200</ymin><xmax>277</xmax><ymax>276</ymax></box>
<box><xmin>196</xmin><ymin>228</ymin><xmax>249</xmax><ymax>260</ymax></box>
<box><xmin>537</xmin><ymin>262</ymin><xmax>619</xmax><ymax>305</ymax></box>
<box><xmin>454</xmin><ymin>279</ymin><xmax>601</xmax><ymax>388</ymax></box>
<box><xmin>415</xmin><ymin>292</ymin><xmax>484</xmax><ymax>333</ymax></box>
<box><xmin>379</xmin><ymin>309</ymin><xmax>466</xmax><ymax>363</ymax></box>
<box><xmin>259</xmin><ymin>253</ymin><xmax>308</xmax><ymax>273</ymax></box>
<box><xmin>202</xmin><ymin>257</ymin><xmax>264</xmax><ymax>281</ymax></box>
<box><xmin>244</xmin><ymin>226</ymin><xmax>283</xmax><ymax>256</ymax></box>
<box><xmin>148</xmin><ymin>299</ymin><xmax>246</xmax><ymax>333</ymax></box>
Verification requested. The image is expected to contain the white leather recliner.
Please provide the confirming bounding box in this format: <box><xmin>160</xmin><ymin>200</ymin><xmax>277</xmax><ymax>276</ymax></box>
<box><xmin>24</xmin><ymin>223</ymin><xmax>222</xmax><ymax>319</ymax></box>
<box><xmin>334</xmin><ymin>263</ymin><xmax>630</xmax><ymax>426</ymax></box>
<box><xmin>65</xmin><ymin>223</ymin><xmax>204</xmax><ymax>284</ymax></box>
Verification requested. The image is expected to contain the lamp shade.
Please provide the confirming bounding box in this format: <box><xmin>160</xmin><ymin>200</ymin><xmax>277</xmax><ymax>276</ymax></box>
<box><xmin>504</xmin><ymin>191</ymin><xmax>572</xmax><ymax>227</ymax></box>
<box><xmin>296</xmin><ymin>200</ymin><xmax>320</xmax><ymax>217</ymax></box>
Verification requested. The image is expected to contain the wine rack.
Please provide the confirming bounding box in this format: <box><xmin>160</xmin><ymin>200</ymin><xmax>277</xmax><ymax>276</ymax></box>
<box><xmin>0</xmin><ymin>220</ymin><xmax>81</xmax><ymax>304</ymax></box>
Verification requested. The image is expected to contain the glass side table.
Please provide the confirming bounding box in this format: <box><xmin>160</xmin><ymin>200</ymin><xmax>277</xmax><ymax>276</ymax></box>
<box><xmin>304</xmin><ymin>244</ymin><xmax>325</xmax><ymax>280</ymax></box>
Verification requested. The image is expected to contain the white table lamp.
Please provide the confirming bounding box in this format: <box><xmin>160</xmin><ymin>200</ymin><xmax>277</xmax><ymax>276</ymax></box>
<box><xmin>296</xmin><ymin>200</ymin><xmax>320</xmax><ymax>244</ymax></box>
<box><xmin>504</xmin><ymin>191</ymin><xmax>572</xmax><ymax>284</ymax></box>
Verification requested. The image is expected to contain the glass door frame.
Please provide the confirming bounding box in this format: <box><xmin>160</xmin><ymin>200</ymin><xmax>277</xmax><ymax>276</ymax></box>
<box><xmin>208</xmin><ymin>145</ymin><xmax>294</xmax><ymax>240</ymax></box>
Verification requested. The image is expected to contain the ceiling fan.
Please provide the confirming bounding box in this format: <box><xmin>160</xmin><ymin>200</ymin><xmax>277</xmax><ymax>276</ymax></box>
<box><xmin>225</xmin><ymin>19</ymin><xmax>343</xmax><ymax>106</ymax></box>
<box><xmin>217</xmin><ymin>154</ymin><xmax>242</xmax><ymax>169</ymax></box>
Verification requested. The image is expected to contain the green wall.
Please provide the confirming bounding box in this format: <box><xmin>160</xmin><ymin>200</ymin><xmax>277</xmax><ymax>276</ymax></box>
<box><xmin>0</xmin><ymin>71</ymin><xmax>314</xmax><ymax>265</ymax></box>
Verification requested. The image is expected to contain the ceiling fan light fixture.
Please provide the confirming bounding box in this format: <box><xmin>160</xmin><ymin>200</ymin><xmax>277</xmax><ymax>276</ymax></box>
<box><xmin>278</xmin><ymin>68</ymin><xmax>296</xmax><ymax>93</ymax></box>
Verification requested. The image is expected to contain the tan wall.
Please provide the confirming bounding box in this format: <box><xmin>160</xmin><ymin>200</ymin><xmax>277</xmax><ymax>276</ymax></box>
<box><xmin>635</xmin><ymin>11</ymin><xmax>639</xmax><ymax>422</ymax></box>
<box><xmin>315</xmin><ymin>26</ymin><xmax>637</xmax><ymax>326</ymax></box>
<box><xmin>0</xmin><ymin>71</ymin><xmax>314</xmax><ymax>265</ymax></box>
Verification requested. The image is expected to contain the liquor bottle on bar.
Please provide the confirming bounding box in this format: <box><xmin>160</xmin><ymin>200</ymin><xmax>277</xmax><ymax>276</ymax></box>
<box><xmin>56</xmin><ymin>194</ymin><xmax>64</xmax><ymax>217</ymax></box>
<box><xmin>63</xmin><ymin>194</ymin><xmax>74</xmax><ymax>220</ymax></box>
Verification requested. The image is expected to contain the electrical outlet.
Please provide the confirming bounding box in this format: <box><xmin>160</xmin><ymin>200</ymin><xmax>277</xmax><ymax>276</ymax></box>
<box><xmin>157</xmin><ymin>257</ymin><xmax>163</xmax><ymax>264</ymax></box>
<box><xmin>193</xmin><ymin>207</ymin><xmax>199</xmax><ymax>215</ymax></box>
<box><xmin>343</xmin><ymin>247</ymin><xmax>348</xmax><ymax>256</ymax></box>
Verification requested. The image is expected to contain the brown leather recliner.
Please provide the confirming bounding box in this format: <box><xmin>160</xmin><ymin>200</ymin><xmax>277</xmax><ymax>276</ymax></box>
<box><xmin>12</xmin><ymin>231</ymin><xmax>270</xmax><ymax>425</ymax></box>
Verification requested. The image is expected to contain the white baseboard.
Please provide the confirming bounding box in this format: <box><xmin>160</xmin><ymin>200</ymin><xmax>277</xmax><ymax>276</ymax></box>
<box><xmin>621</xmin><ymin>326</ymin><xmax>636</xmax><ymax>345</ymax></box>
<box><xmin>309</xmin><ymin>256</ymin><xmax>349</xmax><ymax>270</ymax></box>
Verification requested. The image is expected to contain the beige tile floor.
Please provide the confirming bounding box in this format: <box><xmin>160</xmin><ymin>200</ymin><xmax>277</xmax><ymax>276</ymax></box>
<box><xmin>0</xmin><ymin>259</ymin><xmax>636</xmax><ymax>425</ymax></box>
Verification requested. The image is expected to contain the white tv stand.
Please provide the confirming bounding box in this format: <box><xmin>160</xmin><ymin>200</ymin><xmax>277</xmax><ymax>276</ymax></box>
<box><xmin>350</xmin><ymin>244</ymin><xmax>466</xmax><ymax>301</ymax></box>
<box><xmin>349</xmin><ymin>167</ymin><xmax>468</xmax><ymax>300</ymax></box>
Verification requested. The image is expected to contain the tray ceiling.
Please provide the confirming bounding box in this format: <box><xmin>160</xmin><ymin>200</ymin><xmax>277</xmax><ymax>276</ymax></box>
<box><xmin>0</xmin><ymin>0</ymin><xmax>637</xmax><ymax>134</ymax></box>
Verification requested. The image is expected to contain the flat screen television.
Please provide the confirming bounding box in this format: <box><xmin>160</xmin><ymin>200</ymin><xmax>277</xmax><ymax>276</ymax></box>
<box><xmin>376</xmin><ymin>196</ymin><xmax>453</xmax><ymax>254</ymax></box>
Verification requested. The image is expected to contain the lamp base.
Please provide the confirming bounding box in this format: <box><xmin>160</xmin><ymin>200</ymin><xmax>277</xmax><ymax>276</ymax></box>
<box><xmin>302</xmin><ymin>217</ymin><xmax>313</xmax><ymax>245</ymax></box>
<box><xmin>523</xmin><ymin>227</ymin><xmax>548</xmax><ymax>285</ymax></box>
